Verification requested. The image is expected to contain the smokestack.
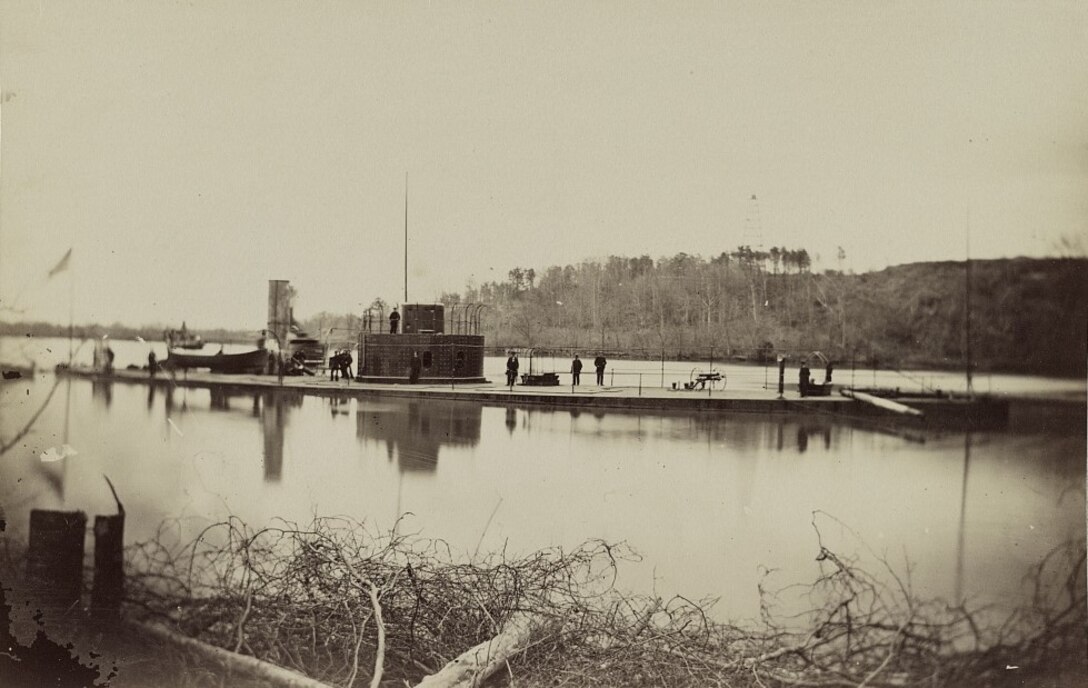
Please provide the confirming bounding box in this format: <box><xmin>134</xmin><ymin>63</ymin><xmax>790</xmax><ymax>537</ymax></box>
<box><xmin>267</xmin><ymin>280</ymin><xmax>292</xmax><ymax>348</ymax></box>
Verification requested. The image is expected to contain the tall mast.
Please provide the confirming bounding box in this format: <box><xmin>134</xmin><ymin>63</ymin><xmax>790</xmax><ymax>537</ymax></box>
<box><xmin>404</xmin><ymin>172</ymin><xmax>408</xmax><ymax>304</ymax></box>
<box><xmin>68</xmin><ymin>261</ymin><xmax>74</xmax><ymax>366</ymax></box>
<box><xmin>965</xmin><ymin>207</ymin><xmax>973</xmax><ymax>397</ymax></box>
<box><xmin>953</xmin><ymin>432</ymin><xmax>972</xmax><ymax>603</ymax></box>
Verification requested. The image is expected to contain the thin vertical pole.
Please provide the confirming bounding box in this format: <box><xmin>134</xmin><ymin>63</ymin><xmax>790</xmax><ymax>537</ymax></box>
<box><xmin>965</xmin><ymin>208</ymin><xmax>973</xmax><ymax>397</ymax></box>
<box><xmin>965</xmin><ymin>257</ymin><xmax>973</xmax><ymax>396</ymax></box>
<box><xmin>777</xmin><ymin>356</ymin><xmax>786</xmax><ymax>399</ymax></box>
<box><xmin>68</xmin><ymin>261</ymin><xmax>74</xmax><ymax>367</ymax></box>
<box><xmin>394</xmin><ymin>470</ymin><xmax>403</xmax><ymax>535</ymax></box>
<box><xmin>61</xmin><ymin>376</ymin><xmax>71</xmax><ymax>500</ymax></box>
<box><xmin>63</xmin><ymin>376</ymin><xmax>71</xmax><ymax>443</ymax></box>
<box><xmin>708</xmin><ymin>346</ymin><xmax>713</xmax><ymax>397</ymax></box>
<box><xmin>954</xmin><ymin>432</ymin><xmax>971</xmax><ymax>603</ymax></box>
<box><xmin>404</xmin><ymin>172</ymin><xmax>409</xmax><ymax>304</ymax></box>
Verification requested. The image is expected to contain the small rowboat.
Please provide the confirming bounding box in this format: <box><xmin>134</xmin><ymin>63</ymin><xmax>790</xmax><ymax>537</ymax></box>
<box><xmin>165</xmin><ymin>348</ymin><xmax>268</xmax><ymax>375</ymax></box>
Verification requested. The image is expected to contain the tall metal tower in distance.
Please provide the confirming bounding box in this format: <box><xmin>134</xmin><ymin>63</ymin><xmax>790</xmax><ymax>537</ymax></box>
<box><xmin>742</xmin><ymin>193</ymin><xmax>765</xmax><ymax>251</ymax></box>
<box><xmin>743</xmin><ymin>194</ymin><xmax>770</xmax><ymax>311</ymax></box>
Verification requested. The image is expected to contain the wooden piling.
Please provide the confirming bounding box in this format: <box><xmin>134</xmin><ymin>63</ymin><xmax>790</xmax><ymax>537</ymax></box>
<box><xmin>26</xmin><ymin>509</ymin><xmax>86</xmax><ymax>612</ymax></box>
<box><xmin>92</xmin><ymin>513</ymin><xmax>125</xmax><ymax>619</ymax></box>
<box><xmin>93</xmin><ymin>474</ymin><xmax>126</xmax><ymax>619</ymax></box>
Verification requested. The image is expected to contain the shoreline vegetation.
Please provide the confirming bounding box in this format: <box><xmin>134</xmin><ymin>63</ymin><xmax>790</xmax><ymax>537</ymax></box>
<box><xmin>2</xmin><ymin>255</ymin><xmax>1085</xmax><ymax>377</ymax></box>
<box><xmin>98</xmin><ymin>514</ymin><xmax>1085</xmax><ymax>687</ymax></box>
<box><xmin>2</xmin><ymin>496</ymin><xmax>1085</xmax><ymax>688</ymax></box>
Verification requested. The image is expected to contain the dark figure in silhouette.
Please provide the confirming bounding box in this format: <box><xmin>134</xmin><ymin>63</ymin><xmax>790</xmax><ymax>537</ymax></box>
<box><xmin>570</xmin><ymin>354</ymin><xmax>582</xmax><ymax>385</ymax></box>
<box><xmin>409</xmin><ymin>351</ymin><xmax>422</xmax><ymax>383</ymax></box>
<box><xmin>332</xmin><ymin>350</ymin><xmax>351</xmax><ymax>380</ymax></box>
<box><xmin>148</xmin><ymin>351</ymin><xmax>157</xmax><ymax>378</ymax></box>
<box><xmin>799</xmin><ymin>361</ymin><xmax>811</xmax><ymax>397</ymax></box>
<box><xmin>389</xmin><ymin>308</ymin><xmax>401</xmax><ymax>334</ymax></box>
<box><xmin>105</xmin><ymin>346</ymin><xmax>115</xmax><ymax>374</ymax></box>
<box><xmin>505</xmin><ymin>353</ymin><xmax>519</xmax><ymax>386</ymax></box>
<box><xmin>284</xmin><ymin>349</ymin><xmax>308</xmax><ymax>376</ymax></box>
<box><xmin>594</xmin><ymin>354</ymin><xmax>607</xmax><ymax>385</ymax></box>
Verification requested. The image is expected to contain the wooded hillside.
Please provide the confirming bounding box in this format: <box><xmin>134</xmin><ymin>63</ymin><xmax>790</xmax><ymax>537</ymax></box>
<box><xmin>441</xmin><ymin>253</ymin><xmax>1086</xmax><ymax>375</ymax></box>
<box><xmin>6</xmin><ymin>254</ymin><xmax>1082</xmax><ymax>376</ymax></box>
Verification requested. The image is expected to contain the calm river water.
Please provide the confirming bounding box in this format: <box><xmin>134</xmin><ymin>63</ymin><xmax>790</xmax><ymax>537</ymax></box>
<box><xmin>1</xmin><ymin>336</ymin><xmax>1084</xmax><ymax>622</ymax></box>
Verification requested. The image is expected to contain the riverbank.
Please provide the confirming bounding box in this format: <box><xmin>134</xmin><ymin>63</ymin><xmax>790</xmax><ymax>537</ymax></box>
<box><xmin>7</xmin><ymin>516</ymin><xmax>1082</xmax><ymax>688</ymax></box>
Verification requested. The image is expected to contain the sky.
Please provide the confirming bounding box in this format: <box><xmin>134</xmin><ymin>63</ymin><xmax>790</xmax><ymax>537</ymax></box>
<box><xmin>1</xmin><ymin>1</ymin><xmax>1086</xmax><ymax>330</ymax></box>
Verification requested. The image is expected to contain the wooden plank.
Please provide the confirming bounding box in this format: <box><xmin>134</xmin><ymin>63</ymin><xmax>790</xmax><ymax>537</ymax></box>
<box><xmin>841</xmin><ymin>388</ymin><xmax>924</xmax><ymax>416</ymax></box>
<box><xmin>129</xmin><ymin>620</ymin><xmax>334</xmax><ymax>688</ymax></box>
<box><xmin>415</xmin><ymin>611</ymin><xmax>551</xmax><ymax>688</ymax></box>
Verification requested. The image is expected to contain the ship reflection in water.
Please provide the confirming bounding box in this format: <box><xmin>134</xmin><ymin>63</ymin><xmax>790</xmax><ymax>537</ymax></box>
<box><xmin>91</xmin><ymin>379</ymin><xmax>113</xmax><ymax>409</ymax></box>
<box><xmin>150</xmin><ymin>385</ymin><xmax>305</xmax><ymax>482</ymax></box>
<box><xmin>176</xmin><ymin>388</ymin><xmax>484</xmax><ymax>477</ymax></box>
<box><xmin>259</xmin><ymin>390</ymin><xmax>303</xmax><ymax>482</ymax></box>
<box><xmin>356</xmin><ymin>399</ymin><xmax>482</xmax><ymax>473</ymax></box>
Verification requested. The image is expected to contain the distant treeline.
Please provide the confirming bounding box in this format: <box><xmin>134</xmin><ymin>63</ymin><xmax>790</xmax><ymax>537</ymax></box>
<box><xmin>4</xmin><ymin>252</ymin><xmax>1085</xmax><ymax>376</ymax></box>
<box><xmin>436</xmin><ymin>251</ymin><xmax>1087</xmax><ymax>376</ymax></box>
<box><xmin>0</xmin><ymin>321</ymin><xmax>256</xmax><ymax>346</ymax></box>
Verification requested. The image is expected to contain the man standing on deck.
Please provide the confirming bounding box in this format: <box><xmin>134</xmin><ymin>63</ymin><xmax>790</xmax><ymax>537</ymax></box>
<box><xmin>389</xmin><ymin>308</ymin><xmax>401</xmax><ymax>334</ymax></box>
<box><xmin>799</xmin><ymin>360</ymin><xmax>811</xmax><ymax>397</ymax></box>
<box><xmin>342</xmin><ymin>349</ymin><xmax>354</xmax><ymax>380</ymax></box>
<box><xmin>570</xmin><ymin>354</ymin><xmax>582</xmax><ymax>386</ymax></box>
<box><xmin>506</xmin><ymin>352</ymin><xmax>519</xmax><ymax>386</ymax></box>
<box><xmin>148</xmin><ymin>351</ymin><xmax>157</xmax><ymax>378</ymax></box>
<box><xmin>594</xmin><ymin>353</ymin><xmax>607</xmax><ymax>385</ymax></box>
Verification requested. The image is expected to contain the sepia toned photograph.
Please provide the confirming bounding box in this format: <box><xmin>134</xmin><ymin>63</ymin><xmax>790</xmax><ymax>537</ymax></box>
<box><xmin>1</xmin><ymin>2</ymin><xmax>1085</xmax><ymax>686</ymax></box>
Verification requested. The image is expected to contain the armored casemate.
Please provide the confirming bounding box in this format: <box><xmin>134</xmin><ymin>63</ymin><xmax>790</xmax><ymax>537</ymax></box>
<box><xmin>356</xmin><ymin>303</ymin><xmax>487</xmax><ymax>384</ymax></box>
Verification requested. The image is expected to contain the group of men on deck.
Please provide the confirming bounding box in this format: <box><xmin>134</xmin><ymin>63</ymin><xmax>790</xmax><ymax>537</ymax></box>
<box><xmin>329</xmin><ymin>349</ymin><xmax>354</xmax><ymax>381</ymax></box>
<box><xmin>505</xmin><ymin>352</ymin><xmax>608</xmax><ymax>386</ymax></box>
<box><xmin>798</xmin><ymin>360</ymin><xmax>834</xmax><ymax>397</ymax></box>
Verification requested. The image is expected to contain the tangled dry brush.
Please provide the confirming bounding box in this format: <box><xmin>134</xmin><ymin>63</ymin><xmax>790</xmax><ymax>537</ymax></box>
<box><xmin>124</xmin><ymin>514</ymin><xmax>1086</xmax><ymax>688</ymax></box>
